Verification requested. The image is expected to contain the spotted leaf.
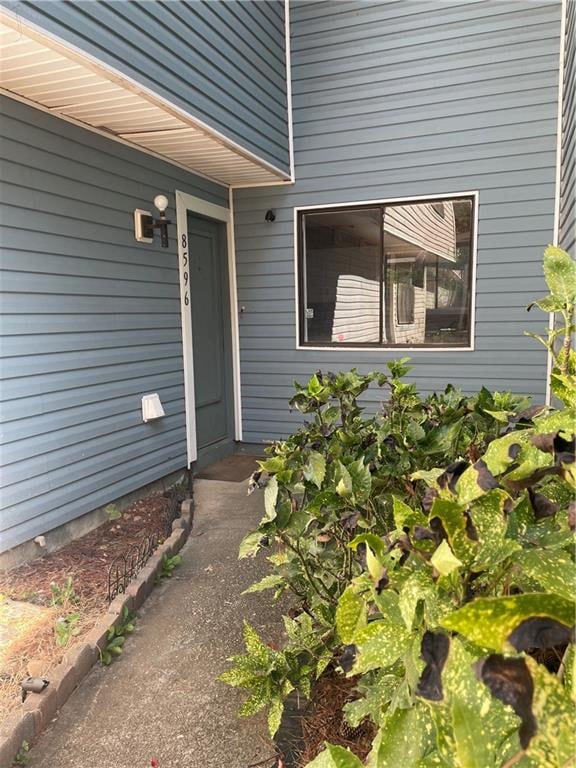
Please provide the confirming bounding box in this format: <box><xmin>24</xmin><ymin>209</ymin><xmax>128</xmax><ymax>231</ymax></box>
<box><xmin>303</xmin><ymin>451</ymin><xmax>326</xmax><ymax>489</ymax></box>
<box><xmin>441</xmin><ymin>594</ymin><xmax>575</xmax><ymax>652</ymax></box>
<box><xmin>304</xmin><ymin>743</ymin><xmax>364</xmax><ymax>768</ymax></box>
<box><xmin>454</xmin><ymin>459</ymin><xmax>498</xmax><ymax>505</ymax></box>
<box><xmin>353</xmin><ymin>620</ymin><xmax>411</xmax><ymax>674</ymax></box>
<box><xmin>366</xmin><ymin>706</ymin><xmax>436</xmax><ymax>768</ymax></box>
<box><xmin>515</xmin><ymin>548</ymin><xmax>576</xmax><ymax>601</ymax></box>
<box><xmin>336</xmin><ymin>585</ymin><xmax>367</xmax><ymax>645</ymax></box>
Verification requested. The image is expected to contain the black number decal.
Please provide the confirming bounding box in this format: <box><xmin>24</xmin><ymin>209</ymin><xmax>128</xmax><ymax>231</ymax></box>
<box><xmin>184</xmin><ymin>293</ymin><xmax>189</xmax><ymax>306</ymax></box>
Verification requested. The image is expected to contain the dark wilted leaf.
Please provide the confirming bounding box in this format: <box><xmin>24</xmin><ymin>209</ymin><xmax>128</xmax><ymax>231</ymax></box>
<box><xmin>474</xmin><ymin>460</ymin><xmax>499</xmax><ymax>492</ymax></box>
<box><xmin>513</xmin><ymin>404</ymin><xmax>548</xmax><ymax>423</ymax></box>
<box><xmin>477</xmin><ymin>655</ymin><xmax>536</xmax><ymax>748</ymax></box>
<box><xmin>530</xmin><ymin>433</ymin><xmax>556</xmax><ymax>454</ymax></box>
<box><xmin>413</xmin><ymin>525</ymin><xmax>436</xmax><ymax>542</ymax></box>
<box><xmin>508</xmin><ymin>443</ymin><xmax>522</xmax><ymax>459</ymax></box>
<box><xmin>438</xmin><ymin>460</ymin><xmax>469</xmax><ymax>493</ymax></box>
<box><xmin>554</xmin><ymin>433</ymin><xmax>575</xmax><ymax>455</ymax></box>
<box><xmin>421</xmin><ymin>486</ymin><xmax>438</xmax><ymax>514</ymax></box>
<box><xmin>429</xmin><ymin>516</ymin><xmax>448</xmax><ymax>542</ymax></box>
<box><xmin>557</xmin><ymin>449</ymin><xmax>576</xmax><ymax>466</ymax></box>
<box><xmin>528</xmin><ymin>488</ymin><xmax>558</xmax><ymax>519</ymax></box>
<box><xmin>416</xmin><ymin>631</ymin><xmax>450</xmax><ymax>701</ymax></box>
<box><xmin>505</xmin><ymin>465</ymin><xmax>562</xmax><ymax>493</ymax></box>
<box><xmin>338</xmin><ymin>645</ymin><xmax>357</xmax><ymax>673</ymax></box>
<box><xmin>341</xmin><ymin>511</ymin><xmax>360</xmax><ymax>531</ymax></box>
<box><xmin>508</xmin><ymin>617</ymin><xmax>573</xmax><ymax>652</ymax></box>
<box><xmin>248</xmin><ymin>470</ymin><xmax>263</xmax><ymax>495</ymax></box>
<box><xmin>382</xmin><ymin>434</ymin><xmax>398</xmax><ymax>449</ymax></box>
<box><xmin>463</xmin><ymin>511</ymin><xmax>479</xmax><ymax>541</ymax></box>
<box><xmin>375</xmin><ymin>572</ymin><xmax>389</xmax><ymax>594</ymax></box>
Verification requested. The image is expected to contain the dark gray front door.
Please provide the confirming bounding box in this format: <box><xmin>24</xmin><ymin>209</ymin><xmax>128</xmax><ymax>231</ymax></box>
<box><xmin>187</xmin><ymin>212</ymin><xmax>234</xmax><ymax>465</ymax></box>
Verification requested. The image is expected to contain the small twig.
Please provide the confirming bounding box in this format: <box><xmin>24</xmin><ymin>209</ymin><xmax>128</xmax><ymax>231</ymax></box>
<box><xmin>247</xmin><ymin>754</ymin><xmax>280</xmax><ymax>768</ymax></box>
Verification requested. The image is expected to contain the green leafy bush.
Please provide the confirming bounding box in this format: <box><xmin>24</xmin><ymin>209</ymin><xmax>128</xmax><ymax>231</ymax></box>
<box><xmin>223</xmin><ymin>246</ymin><xmax>575</xmax><ymax>767</ymax></box>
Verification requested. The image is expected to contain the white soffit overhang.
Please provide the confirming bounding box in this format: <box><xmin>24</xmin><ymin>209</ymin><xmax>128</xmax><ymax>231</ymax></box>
<box><xmin>0</xmin><ymin>11</ymin><xmax>290</xmax><ymax>187</ymax></box>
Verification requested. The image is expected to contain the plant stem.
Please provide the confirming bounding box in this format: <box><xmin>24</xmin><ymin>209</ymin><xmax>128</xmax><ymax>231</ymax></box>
<box><xmin>279</xmin><ymin>533</ymin><xmax>333</xmax><ymax>604</ymax></box>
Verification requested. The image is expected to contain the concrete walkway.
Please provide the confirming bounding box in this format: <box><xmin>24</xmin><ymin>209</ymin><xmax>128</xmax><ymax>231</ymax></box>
<box><xmin>27</xmin><ymin>480</ymin><xmax>280</xmax><ymax>768</ymax></box>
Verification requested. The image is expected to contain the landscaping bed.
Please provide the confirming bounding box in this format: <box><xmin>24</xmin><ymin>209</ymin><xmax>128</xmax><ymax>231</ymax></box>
<box><xmin>296</xmin><ymin>673</ymin><xmax>376</xmax><ymax>765</ymax></box>
<box><xmin>0</xmin><ymin>492</ymin><xmax>178</xmax><ymax>724</ymax></box>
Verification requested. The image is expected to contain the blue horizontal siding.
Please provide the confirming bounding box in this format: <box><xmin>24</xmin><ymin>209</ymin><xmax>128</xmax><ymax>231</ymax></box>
<box><xmin>0</xmin><ymin>94</ymin><xmax>227</xmax><ymax>551</ymax></box>
<box><xmin>233</xmin><ymin>0</ymin><xmax>561</xmax><ymax>445</ymax></box>
<box><xmin>6</xmin><ymin>0</ymin><xmax>290</xmax><ymax>174</ymax></box>
<box><xmin>560</xmin><ymin>0</ymin><xmax>575</xmax><ymax>254</ymax></box>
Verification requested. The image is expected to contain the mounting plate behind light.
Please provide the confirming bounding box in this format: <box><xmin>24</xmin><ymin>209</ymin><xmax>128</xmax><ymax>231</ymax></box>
<box><xmin>134</xmin><ymin>209</ymin><xmax>154</xmax><ymax>243</ymax></box>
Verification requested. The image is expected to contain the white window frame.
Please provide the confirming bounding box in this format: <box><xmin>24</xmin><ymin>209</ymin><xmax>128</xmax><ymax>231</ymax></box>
<box><xmin>175</xmin><ymin>190</ymin><xmax>242</xmax><ymax>467</ymax></box>
<box><xmin>294</xmin><ymin>191</ymin><xmax>479</xmax><ymax>352</ymax></box>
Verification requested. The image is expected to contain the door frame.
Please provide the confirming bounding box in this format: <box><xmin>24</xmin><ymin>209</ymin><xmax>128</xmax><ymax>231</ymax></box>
<box><xmin>175</xmin><ymin>190</ymin><xmax>242</xmax><ymax>467</ymax></box>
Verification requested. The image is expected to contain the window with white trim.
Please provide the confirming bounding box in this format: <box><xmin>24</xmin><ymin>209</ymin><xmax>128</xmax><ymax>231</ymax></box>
<box><xmin>297</xmin><ymin>195</ymin><xmax>476</xmax><ymax>348</ymax></box>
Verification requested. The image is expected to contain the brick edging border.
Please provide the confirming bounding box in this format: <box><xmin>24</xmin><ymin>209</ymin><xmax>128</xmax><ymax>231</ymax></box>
<box><xmin>0</xmin><ymin>498</ymin><xmax>194</xmax><ymax>767</ymax></box>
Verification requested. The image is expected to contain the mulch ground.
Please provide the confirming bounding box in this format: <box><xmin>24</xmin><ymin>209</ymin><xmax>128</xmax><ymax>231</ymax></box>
<box><xmin>0</xmin><ymin>492</ymin><xmax>175</xmax><ymax>724</ymax></box>
<box><xmin>296</xmin><ymin>672</ymin><xmax>376</xmax><ymax>766</ymax></box>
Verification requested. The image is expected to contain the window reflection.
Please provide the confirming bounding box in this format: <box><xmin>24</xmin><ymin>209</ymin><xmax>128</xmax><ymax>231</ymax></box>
<box><xmin>303</xmin><ymin>209</ymin><xmax>381</xmax><ymax>344</ymax></box>
<box><xmin>299</xmin><ymin>197</ymin><xmax>473</xmax><ymax>347</ymax></box>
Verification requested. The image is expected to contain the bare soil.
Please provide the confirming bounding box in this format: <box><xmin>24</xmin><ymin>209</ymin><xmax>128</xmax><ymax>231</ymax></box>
<box><xmin>0</xmin><ymin>493</ymin><xmax>173</xmax><ymax>723</ymax></box>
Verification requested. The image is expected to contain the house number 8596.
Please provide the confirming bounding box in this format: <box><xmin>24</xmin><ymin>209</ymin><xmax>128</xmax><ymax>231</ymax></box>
<box><xmin>181</xmin><ymin>234</ymin><xmax>189</xmax><ymax>305</ymax></box>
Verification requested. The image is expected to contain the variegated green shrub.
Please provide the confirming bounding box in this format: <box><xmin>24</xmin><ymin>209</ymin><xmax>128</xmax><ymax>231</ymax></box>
<box><xmin>221</xmin><ymin>246</ymin><xmax>575</xmax><ymax>768</ymax></box>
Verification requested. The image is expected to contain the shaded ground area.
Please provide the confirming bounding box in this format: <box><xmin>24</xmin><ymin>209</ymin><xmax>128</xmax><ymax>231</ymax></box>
<box><xmin>0</xmin><ymin>495</ymin><xmax>172</xmax><ymax>722</ymax></box>
<box><xmin>195</xmin><ymin>454</ymin><xmax>261</xmax><ymax>483</ymax></box>
<box><xmin>25</xmin><ymin>478</ymin><xmax>281</xmax><ymax>768</ymax></box>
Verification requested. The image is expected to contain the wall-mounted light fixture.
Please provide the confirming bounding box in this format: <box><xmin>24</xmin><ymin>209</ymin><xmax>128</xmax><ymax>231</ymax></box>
<box><xmin>134</xmin><ymin>194</ymin><xmax>172</xmax><ymax>247</ymax></box>
<box><xmin>265</xmin><ymin>209</ymin><xmax>276</xmax><ymax>222</ymax></box>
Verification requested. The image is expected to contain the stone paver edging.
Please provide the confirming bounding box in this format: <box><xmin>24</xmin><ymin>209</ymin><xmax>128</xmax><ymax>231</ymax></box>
<box><xmin>0</xmin><ymin>498</ymin><xmax>194</xmax><ymax>767</ymax></box>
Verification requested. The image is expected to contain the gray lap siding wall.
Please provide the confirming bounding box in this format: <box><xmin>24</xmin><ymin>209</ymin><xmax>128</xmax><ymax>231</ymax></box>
<box><xmin>233</xmin><ymin>0</ymin><xmax>562</xmax><ymax>445</ymax></box>
<box><xmin>0</xmin><ymin>95</ymin><xmax>227</xmax><ymax>551</ymax></box>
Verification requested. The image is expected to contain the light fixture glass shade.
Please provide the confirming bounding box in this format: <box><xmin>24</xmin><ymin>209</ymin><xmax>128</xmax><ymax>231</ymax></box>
<box><xmin>154</xmin><ymin>194</ymin><xmax>169</xmax><ymax>213</ymax></box>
